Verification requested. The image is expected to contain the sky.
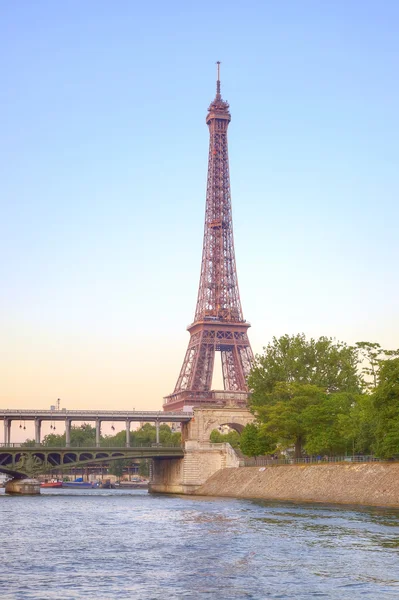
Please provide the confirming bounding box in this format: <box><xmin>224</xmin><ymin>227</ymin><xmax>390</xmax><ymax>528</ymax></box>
<box><xmin>1</xmin><ymin>1</ymin><xmax>398</xmax><ymax>439</ymax></box>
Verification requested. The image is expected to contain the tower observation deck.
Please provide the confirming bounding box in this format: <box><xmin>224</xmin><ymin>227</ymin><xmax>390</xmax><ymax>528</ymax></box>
<box><xmin>163</xmin><ymin>64</ymin><xmax>254</xmax><ymax>411</ymax></box>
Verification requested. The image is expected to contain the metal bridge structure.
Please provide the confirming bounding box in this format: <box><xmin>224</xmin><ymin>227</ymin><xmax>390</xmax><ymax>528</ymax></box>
<box><xmin>0</xmin><ymin>409</ymin><xmax>191</xmax><ymax>478</ymax></box>
<box><xmin>0</xmin><ymin>442</ymin><xmax>184</xmax><ymax>480</ymax></box>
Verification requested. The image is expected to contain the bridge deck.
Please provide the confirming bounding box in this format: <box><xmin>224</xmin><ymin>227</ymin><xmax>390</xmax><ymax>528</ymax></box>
<box><xmin>0</xmin><ymin>409</ymin><xmax>193</xmax><ymax>422</ymax></box>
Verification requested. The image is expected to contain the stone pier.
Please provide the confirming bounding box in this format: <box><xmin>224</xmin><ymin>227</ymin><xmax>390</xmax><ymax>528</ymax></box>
<box><xmin>149</xmin><ymin>441</ymin><xmax>240</xmax><ymax>494</ymax></box>
<box><xmin>149</xmin><ymin>407</ymin><xmax>254</xmax><ymax>494</ymax></box>
<box><xmin>5</xmin><ymin>478</ymin><xmax>41</xmax><ymax>495</ymax></box>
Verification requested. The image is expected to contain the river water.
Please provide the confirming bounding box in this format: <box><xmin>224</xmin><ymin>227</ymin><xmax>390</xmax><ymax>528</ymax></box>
<box><xmin>0</xmin><ymin>489</ymin><xmax>398</xmax><ymax>599</ymax></box>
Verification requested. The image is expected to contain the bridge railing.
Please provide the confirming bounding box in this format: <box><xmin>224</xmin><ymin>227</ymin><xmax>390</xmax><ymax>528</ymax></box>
<box><xmin>0</xmin><ymin>409</ymin><xmax>192</xmax><ymax>417</ymax></box>
<box><xmin>240</xmin><ymin>455</ymin><xmax>397</xmax><ymax>467</ymax></box>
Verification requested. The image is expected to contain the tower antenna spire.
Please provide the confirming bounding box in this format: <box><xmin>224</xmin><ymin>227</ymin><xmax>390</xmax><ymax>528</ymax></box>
<box><xmin>216</xmin><ymin>60</ymin><xmax>221</xmax><ymax>98</ymax></box>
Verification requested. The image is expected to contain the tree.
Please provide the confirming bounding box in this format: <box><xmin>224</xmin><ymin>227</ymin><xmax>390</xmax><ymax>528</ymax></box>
<box><xmin>240</xmin><ymin>423</ymin><xmax>273</xmax><ymax>458</ymax></box>
<box><xmin>356</xmin><ymin>342</ymin><xmax>399</xmax><ymax>391</ymax></box>
<box><xmin>338</xmin><ymin>393</ymin><xmax>375</xmax><ymax>455</ymax></box>
<box><xmin>103</xmin><ymin>424</ymin><xmax>180</xmax><ymax>447</ymax></box>
<box><xmin>301</xmin><ymin>392</ymin><xmax>359</xmax><ymax>456</ymax></box>
<box><xmin>21</xmin><ymin>439</ymin><xmax>35</xmax><ymax>447</ymax></box>
<box><xmin>40</xmin><ymin>424</ymin><xmax>96</xmax><ymax>447</ymax></box>
<box><xmin>108</xmin><ymin>459</ymin><xmax>125</xmax><ymax>480</ymax></box>
<box><xmin>248</xmin><ymin>334</ymin><xmax>361</xmax><ymax>398</ymax></box>
<box><xmin>372</xmin><ymin>358</ymin><xmax>399</xmax><ymax>458</ymax></box>
<box><xmin>248</xmin><ymin>334</ymin><xmax>364</xmax><ymax>458</ymax></box>
<box><xmin>255</xmin><ymin>383</ymin><xmax>329</xmax><ymax>458</ymax></box>
<box><xmin>138</xmin><ymin>459</ymin><xmax>150</xmax><ymax>477</ymax></box>
<box><xmin>23</xmin><ymin>423</ymin><xmax>181</xmax><ymax>449</ymax></box>
<box><xmin>209</xmin><ymin>428</ymin><xmax>241</xmax><ymax>448</ymax></box>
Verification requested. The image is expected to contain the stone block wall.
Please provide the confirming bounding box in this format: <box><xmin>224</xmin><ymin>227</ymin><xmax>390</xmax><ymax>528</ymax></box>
<box><xmin>149</xmin><ymin>441</ymin><xmax>240</xmax><ymax>494</ymax></box>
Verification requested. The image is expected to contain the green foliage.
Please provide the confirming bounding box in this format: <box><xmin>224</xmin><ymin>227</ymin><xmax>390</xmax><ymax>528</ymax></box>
<box><xmin>21</xmin><ymin>439</ymin><xmax>36</xmax><ymax>447</ymax></box>
<box><xmin>108</xmin><ymin>459</ymin><xmax>126</xmax><ymax>479</ymax></box>
<box><xmin>40</xmin><ymin>423</ymin><xmax>96</xmax><ymax>447</ymax></box>
<box><xmin>301</xmin><ymin>392</ymin><xmax>359</xmax><ymax>456</ymax></box>
<box><xmin>372</xmin><ymin>358</ymin><xmax>399</xmax><ymax>458</ymax></box>
<box><xmin>248</xmin><ymin>333</ymin><xmax>361</xmax><ymax>398</ymax></box>
<box><xmin>138</xmin><ymin>459</ymin><xmax>150</xmax><ymax>477</ymax></box>
<box><xmin>254</xmin><ymin>382</ymin><xmax>331</xmax><ymax>457</ymax></box>
<box><xmin>41</xmin><ymin>433</ymin><xmax>66</xmax><ymax>447</ymax></box>
<box><xmin>338</xmin><ymin>394</ymin><xmax>375</xmax><ymax>454</ymax></box>
<box><xmin>356</xmin><ymin>342</ymin><xmax>399</xmax><ymax>391</ymax></box>
<box><xmin>209</xmin><ymin>428</ymin><xmax>241</xmax><ymax>448</ymax></box>
<box><xmin>135</xmin><ymin>423</ymin><xmax>156</xmax><ymax>444</ymax></box>
<box><xmin>247</xmin><ymin>334</ymin><xmax>385</xmax><ymax>458</ymax></box>
<box><xmin>240</xmin><ymin>423</ymin><xmax>273</xmax><ymax>457</ymax></box>
<box><xmin>35</xmin><ymin>422</ymin><xmax>181</xmax><ymax>448</ymax></box>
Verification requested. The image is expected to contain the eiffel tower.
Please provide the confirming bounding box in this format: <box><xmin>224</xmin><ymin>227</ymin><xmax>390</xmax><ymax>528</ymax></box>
<box><xmin>163</xmin><ymin>64</ymin><xmax>254</xmax><ymax>411</ymax></box>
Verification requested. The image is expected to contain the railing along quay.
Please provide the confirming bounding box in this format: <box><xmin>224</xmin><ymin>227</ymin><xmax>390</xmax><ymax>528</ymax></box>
<box><xmin>240</xmin><ymin>455</ymin><xmax>396</xmax><ymax>467</ymax></box>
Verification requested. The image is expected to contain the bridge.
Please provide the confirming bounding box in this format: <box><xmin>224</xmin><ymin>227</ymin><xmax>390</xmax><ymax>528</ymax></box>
<box><xmin>0</xmin><ymin>407</ymin><xmax>254</xmax><ymax>492</ymax></box>
<box><xmin>0</xmin><ymin>409</ymin><xmax>192</xmax><ymax>447</ymax></box>
<box><xmin>0</xmin><ymin>442</ymin><xmax>184</xmax><ymax>479</ymax></box>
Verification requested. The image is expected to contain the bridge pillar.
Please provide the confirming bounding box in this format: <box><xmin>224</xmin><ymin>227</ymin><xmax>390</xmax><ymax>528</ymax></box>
<box><xmin>125</xmin><ymin>420</ymin><xmax>130</xmax><ymax>448</ymax></box>
<box><xmin>155</xmin><ymin>420</ymin><xmax>160</xmax><ymax>444</ymax></box>
<box><xmin>5</xmin><ymin>478</ymin><xmax>41</xmax><ymax>495</ymax></box>
<box><xmin>34</xmin><ymin>418</ymin><xmax>42</xmax><ymax>446</ymax></box>
<box><xmin>3</xmin><ymin>418</ymin><xmax>11</xmax><ymax>445</ymax></box>
<box><xmin>65</xmin><ymin>418</ymin><xmax>71</xmax><ymax>448</ymax></box>
<box><xmin>149</xmin><ymin>408</ymin><xmax>255</xmax><ymax>495</ymax></box>
<box><xmin>149</xmin><ymin>440</ymin><xmax>240</xmax><ymax>494</ymax></box>
<box><xmin>95</xmin><ymin>419</ymin><xmax>101</xmax><ymax>448</ymax></box>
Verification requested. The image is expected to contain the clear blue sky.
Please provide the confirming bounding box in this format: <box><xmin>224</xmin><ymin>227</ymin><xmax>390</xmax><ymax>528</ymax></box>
<box><xmin>1</xmin><ymin>1</ymin><xmax>398</xmax><ymax>416</ymax></box>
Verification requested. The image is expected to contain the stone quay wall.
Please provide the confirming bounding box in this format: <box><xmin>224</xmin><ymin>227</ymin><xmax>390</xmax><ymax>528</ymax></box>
<box><xmin>194</xmin><ymin>462</ymin><xmax>399</xmax><ymax>508</ymax></box>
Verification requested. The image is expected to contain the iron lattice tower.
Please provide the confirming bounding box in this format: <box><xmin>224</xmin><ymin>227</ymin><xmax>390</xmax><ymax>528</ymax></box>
<box><xmin>163</xmin><ymin>64</ymin><xmax>254</xmax><ymax>411</ymax></box>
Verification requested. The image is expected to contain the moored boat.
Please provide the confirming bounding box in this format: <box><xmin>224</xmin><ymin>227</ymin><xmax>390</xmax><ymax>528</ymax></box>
<box><xmin>99</xmin><ymin>479</ymin><xmax>116</xmax><ymax>489</ymax></box>
<box><xmin>62</xmin><ymin>481</ymin><xmax>98</xmax><ymax>489</ymax></box>
<box><xmin>41</xmin><ymin>481</ymin><xmax>63</xmax><ymax>488</ymax></box>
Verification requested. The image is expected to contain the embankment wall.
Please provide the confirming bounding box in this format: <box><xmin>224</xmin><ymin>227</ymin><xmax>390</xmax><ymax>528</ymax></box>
<box><xmin>195</xmin><ymin>463</ymin><xmax>399</xmax><ymax>507</ymax></box>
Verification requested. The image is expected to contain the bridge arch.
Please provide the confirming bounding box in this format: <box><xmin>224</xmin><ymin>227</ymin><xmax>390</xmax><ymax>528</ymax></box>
<box><xmin>183</xmin><ymin>407</ymin><xmax>254</xmax><ymax>443</ymax></box>
<box><xmin>217</xmin><ymin>422</ymin><xmax>245</xmax><ymax>434</ymax></box>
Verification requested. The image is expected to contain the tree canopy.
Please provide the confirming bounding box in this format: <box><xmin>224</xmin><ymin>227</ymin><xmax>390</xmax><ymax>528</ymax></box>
<box><xmin>245</xmin><ymin>334</ymin><xmax>399</xmax><ymax>459</ymax></box>
<box><xmin>209</xmin><ymin>428</ymin><xmax>241</xmax><ymax>448</ymax></box>
<box><xmin>23</xmin><ymin>423</ymin><xmax>181</xmax><ymax>448</ymax></box>
<box><xmin>239</xmin><ymin>423</ymin><xmax>273</xmax><ymax>458</ymax></box>
<box><xmin>372</xmin><ymin>358</ymin><xmax>399</xmax><ymax>458</ymax></box>
<box><xmin>248</xmin><ymin>334</ymin><xmax>361</xmax><ymax>398</ymax></box>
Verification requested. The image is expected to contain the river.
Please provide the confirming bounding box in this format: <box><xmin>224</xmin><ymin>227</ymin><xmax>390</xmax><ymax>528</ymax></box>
<box><xmin>1</xmin><ymin>488</ymin><xmax>398</xmax><ymax>599</ymax></box>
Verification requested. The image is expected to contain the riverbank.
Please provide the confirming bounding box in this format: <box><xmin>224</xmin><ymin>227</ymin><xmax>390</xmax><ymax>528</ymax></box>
<box><xmin>195</xmin><ymin>462</ymin><xmax>399</xmax><ymax>507</ymax></box>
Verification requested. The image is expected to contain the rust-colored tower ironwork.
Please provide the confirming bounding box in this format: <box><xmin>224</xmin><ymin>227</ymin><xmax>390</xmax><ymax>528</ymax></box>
<box><xmin>163</xmin><ymin>63</ymin><xmax>254</xmax><ymax>412</ymax></box>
